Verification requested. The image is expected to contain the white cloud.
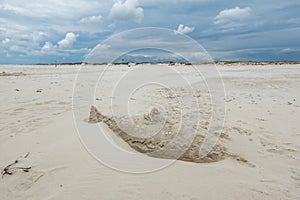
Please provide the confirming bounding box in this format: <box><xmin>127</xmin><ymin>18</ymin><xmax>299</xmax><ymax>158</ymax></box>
<box><xmin>41</xmin><ymin>42</ymin><xmax>55</xmax><ymax>52</ymax></box>
<box><xmin>2</xmin><ymin>38</ymin><xmax>10</xmax><ymax>44</ymax></box>
<box><xmin>110</xmin><ymin>0</ymin><xmax>144</xmax><ymax>22</ymax></box>
<box><xmin>41</xmin><ymin>41</ymin><xmax>89</xmax><ymax>56</ymax></box>
<box><xmin>9</xmin><ymin>45</ymin><xmax>27</xmax><ymax>53</ymax></box>
<box><xmin>280</xmin><ymin>48</ymin><xmax>298</xmax><ymax>54</ymax></box>
<box><xmin>96</xmin><ymin>44</ymin><xmax>110</xmax><ymax>50</ymax></box>
<box><xmin>79</xmin><ymin>15</ymin><xmax>102</xmax><ymax>23</ymax></box>
<box><xmin>174</xmin><ymin>24</ymin><xmax>195</xmax><ymax>34</ymax></box>
<box><xmin>0</xmin><ymin>4</ymin><xmax>29</xmax><ymax>16</ymax></box>
<box><xmin>33</xmin><ymin>32</ymin><xmax>47</xmax><ymax>42</ymax></box>
<box><xmin>214</xmin><ymin>6</ymin><xmax>252</xmax><ymax>25</ymax></box>
<box><xmin>58</xmin><ymin>32</ymin><xmax>79</xmax><ymax>49</ymax></box>
<box><xmin>0</xmin><ymin>1</ymin><xmax>105</xmax><ymax>19</ymax></box>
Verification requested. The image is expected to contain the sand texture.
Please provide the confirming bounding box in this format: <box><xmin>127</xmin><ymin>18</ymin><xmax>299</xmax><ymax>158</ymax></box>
<box><xmin>0</xmin><ymin>64</ymin><xmax>299</xmax><ymax>200</ymax></box>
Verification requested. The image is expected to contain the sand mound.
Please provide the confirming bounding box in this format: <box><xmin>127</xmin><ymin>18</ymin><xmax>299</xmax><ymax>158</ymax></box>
<box><xmin>0</xmin><ymin>71</ymin><xmax>26</xmax><ymax>77</ymax></box>
<box><xmin>88</xmin><ymin>105</ymin><xmax>226</xmax><ymax>163</ymax></box>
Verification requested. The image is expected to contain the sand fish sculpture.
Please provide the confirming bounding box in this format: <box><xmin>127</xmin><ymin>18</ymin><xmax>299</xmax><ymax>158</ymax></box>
<box><xmin>88</xmin><ymin>105</ymin><xmax>226</xmax><ymax>163</ymax></box>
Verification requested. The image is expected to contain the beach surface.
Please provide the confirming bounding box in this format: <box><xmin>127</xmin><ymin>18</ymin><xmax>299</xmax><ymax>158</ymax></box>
<box><xmin>0</xmin><ymin>64</ymin><xmax>299</xmax><ymax>200</ymax></box>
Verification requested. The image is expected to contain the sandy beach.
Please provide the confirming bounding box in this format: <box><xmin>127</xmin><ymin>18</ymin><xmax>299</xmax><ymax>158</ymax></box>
<box><xmin>0</xmin><ymin>64</ymin><xmax>299</xmax><ymax>200</ymax></box>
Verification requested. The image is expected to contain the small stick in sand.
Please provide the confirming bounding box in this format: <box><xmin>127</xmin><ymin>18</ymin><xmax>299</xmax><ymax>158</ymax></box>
<box><xmin>24</xmin><ymin>152</ymin><xmax>30</xmax><ymax>158</ymax></box>
<box><xmin>1</xmin><ymin>160</ymin><xmax>18</xmax><ymax>177</ymax></box>
<box><xmin>1</xmin><ymin>152</ymin><xmax>31</xmax><ymax>178</ymax></box>
<box><xmin>15</xmin><ymin>166</ymin><xmax>32</xmax><ymax>172</ymax></box>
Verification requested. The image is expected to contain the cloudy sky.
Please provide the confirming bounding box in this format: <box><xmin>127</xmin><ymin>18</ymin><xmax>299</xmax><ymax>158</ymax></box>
<box><xmin>0</xmin><ymin>0</ymin><xmax>299</xmax><ymax>64</ymax></box>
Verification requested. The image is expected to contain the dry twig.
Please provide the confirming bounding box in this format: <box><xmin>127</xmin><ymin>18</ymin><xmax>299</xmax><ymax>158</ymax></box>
<box><xmin>1</xmin><ymin>152</ymin><xmax>31</xmax><ymax>178</ymax></box>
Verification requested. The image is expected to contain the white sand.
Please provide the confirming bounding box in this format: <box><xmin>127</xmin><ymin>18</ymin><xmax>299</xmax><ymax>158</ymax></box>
<box><xmin>0</xmin><ymin>64</ymin><xmax>299</xmax><ymax>199</ymax></box>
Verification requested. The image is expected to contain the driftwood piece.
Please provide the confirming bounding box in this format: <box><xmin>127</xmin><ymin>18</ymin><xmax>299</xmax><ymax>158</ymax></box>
<box><xmin>1</xmin><ymin>152</ymin><xmax>31</xmax><ymax>178</ymax></box>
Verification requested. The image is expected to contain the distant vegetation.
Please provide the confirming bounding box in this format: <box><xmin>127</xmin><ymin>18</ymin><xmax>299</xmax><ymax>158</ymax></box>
<box><xmin>204</xmin><ymin>61</ymin><xmax>300</xmax><ymax>65</ymax></box>
<box><xmin>35</xmin><ymin>62</ymin><xmax>84</xmax><ymax>66</ymax></box>
<box><xmin>32</xmin><ymin>60</ymin><xmax>300</xmax><ymax>66</ymax></box>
